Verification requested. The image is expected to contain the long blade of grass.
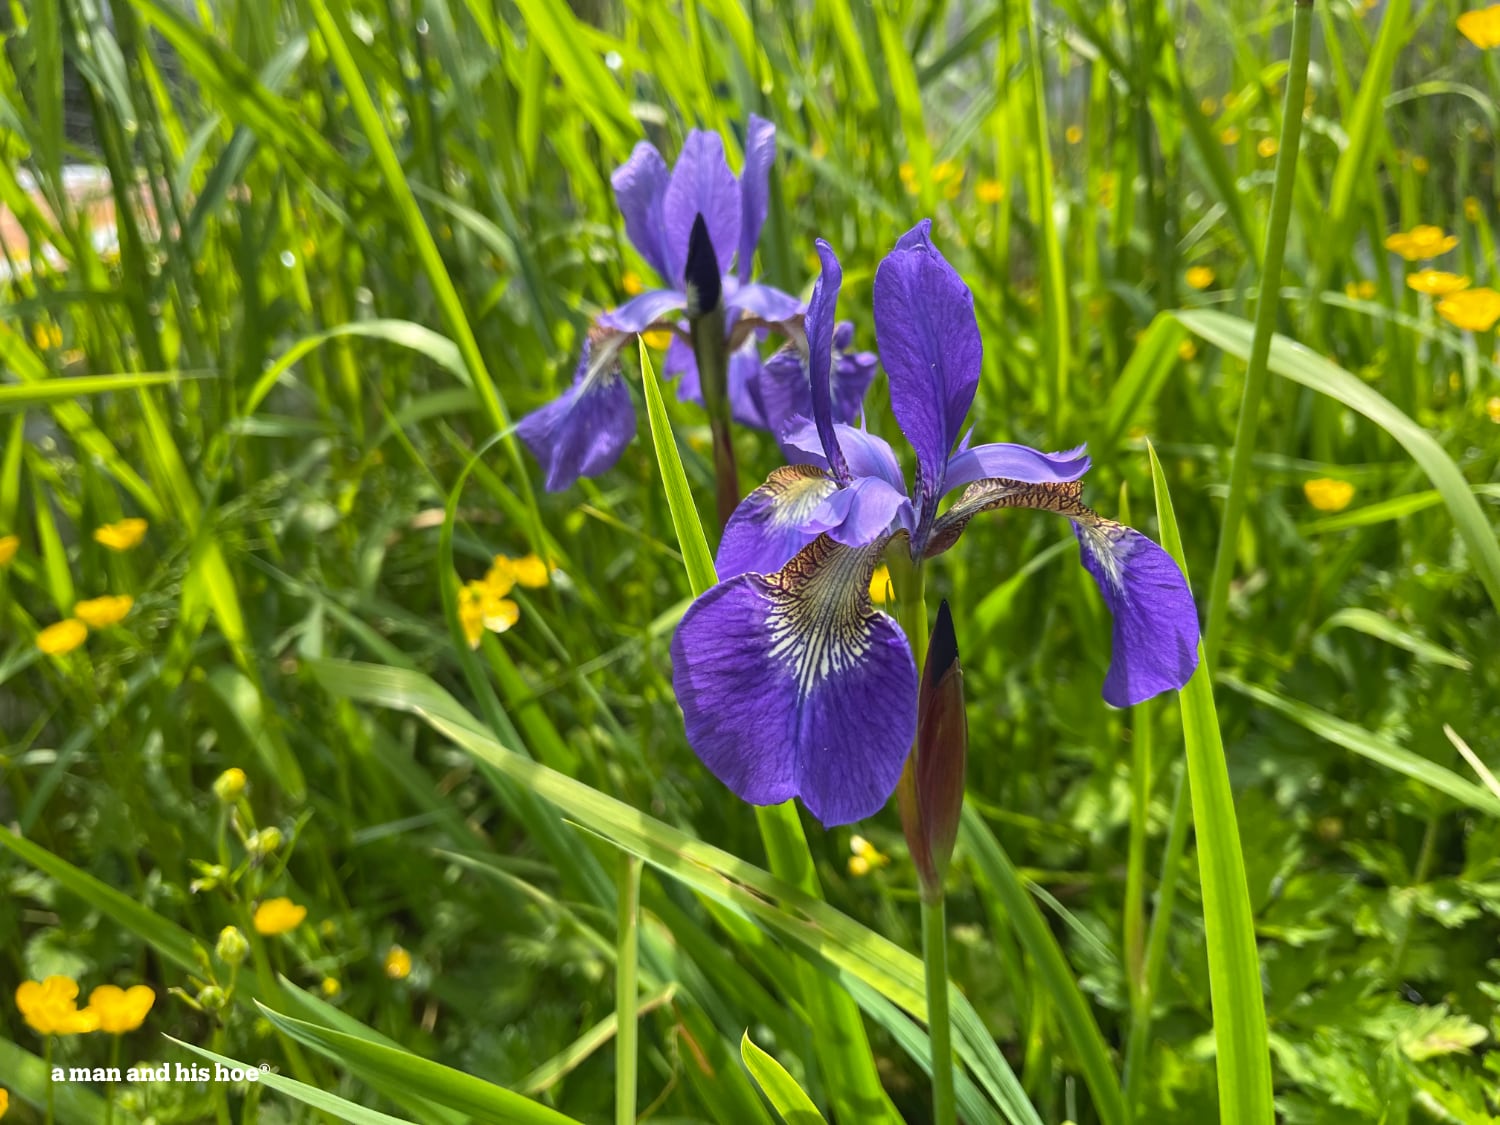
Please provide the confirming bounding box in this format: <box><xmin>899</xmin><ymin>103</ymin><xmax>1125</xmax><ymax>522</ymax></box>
<box><xmin>742</xmin><ymin>1032</ymin><xmax>829</xmax><ymax>1125</ymax></box>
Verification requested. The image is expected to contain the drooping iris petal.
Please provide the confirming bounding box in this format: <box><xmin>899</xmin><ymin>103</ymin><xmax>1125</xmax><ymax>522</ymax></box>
<box><xmin>724</xmin><ymin>281</ymin><xmax>802</xmax><ymax>322</ymax></box>
<box><xmin>873</xmin><ymin>219</ymin><xmax>982</xmax><ymax>524</ymax></box>
<box><xmin>737</xmin><ymin>115</ymin><xmax>776</xmax><ymax>281</ymax></box>
<box><xmin>834</xmin><ymin>344</ymin><xmax>878</xmax><ymax>424</ymax></box>
<box><xmin>780</xmin><ymin>419</ymin><xmax>907</xmax><ymax>493</ymax></box>
<box><xmin>805</xmin><ymin>239</ymin><xmax>848</xmax><ymax>481</ymax></box>
<box><xmin>716</xmin><ymin>465</ymin><xmax>838</xmax><ymax>579</ymax></box>
<box><xmin>1074</xmin><ymin>522</ymin><xmax>1201</xmax><ymax>706</ymax></box>
<box><xmin>944</xmin><ymin>441</ymin><xmax>1093</xmax><ymax>492</ymax></box>
<box><xmin>517</xmin><ymin>338</ymin><xmax>636</xmax><ymax>491</ymax></box>
<box><xmin>671</xmin><ymin>536</ymin><xmax>917</xmax><ymax>826</ymax></box>
<box><xmin>664</xmin><ymin>132</ymin><xmax>741</xmax><ymax>281</ymax></box>
<box><xmin>756</xmin><ymin>348</ymin><xmax>811</xmax><ymax>440</ymax></box>
<box><xmin>611</xmin><ymin>142</ymin><xmax>675</xmax><ymax>283</ymax></box>
<box><xmin>598</xmin><ymin>288</ymin><xmax>686</xmax><ymax>334</ymax></box>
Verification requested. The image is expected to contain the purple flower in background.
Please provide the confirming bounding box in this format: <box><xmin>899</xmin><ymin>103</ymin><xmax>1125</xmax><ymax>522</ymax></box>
<box><xmin>519</xmin><ymin>118</ymin><xmax>803</xmax><ymax>491</ymax></box>
<box><xmin>670</xmin><ymin>221</ymin><xmax>1200</xmax><ymax>827</ymax></box>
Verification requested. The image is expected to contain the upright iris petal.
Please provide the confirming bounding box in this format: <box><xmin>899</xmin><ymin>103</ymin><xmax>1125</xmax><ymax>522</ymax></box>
<box><xmin>737</xmin><ymin>116</ymin><xmax>777</xmax><ymax>281</ymax></box>
<box><xmin>663</xmin><ymin>133</ymin><xmax>741</xmax><ymax>281</ymax></box>
<box><xmin>672</xmin><ymin>535</ymin><xmax>917</xmax><ymax>826</ymax></box>
<box><xmin>611</xmin><ymin>143</ymin><xmax>674</xmax><ymax>282</ymax></box>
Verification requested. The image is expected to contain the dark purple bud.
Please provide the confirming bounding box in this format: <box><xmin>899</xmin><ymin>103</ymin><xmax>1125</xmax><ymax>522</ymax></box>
<box><xmin>684</xmin><ymin>213</ymin><xmax>722</xmax><ymax>318</ymax></box>
<box><xmin>898</xmin><ymin>599</ymin><xmax>967</xmax><ymax>903</ymax></box>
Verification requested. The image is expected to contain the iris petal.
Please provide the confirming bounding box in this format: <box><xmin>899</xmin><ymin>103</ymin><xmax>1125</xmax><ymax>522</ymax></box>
<box><xmin>724</xmin><ymin>281</ymin><xmax>803</xmax><ymax>322</ymax></box>
<box><xmin>716</xmin><ymin>465</ymin><xmax>838</xmax><ymax>579</ymax></box>
<box><xmin>873</xmin><ymin>219</ymin><xmax>982</xmax><ymax>531</ymax></box>
<box><xmin>944</xmin><ymin>441</ymin><xmax>1092</xmax><ymax>492</ymax></box>
<box><xmin>671</xmin><ymin>536</ymin><xmax>917</xmax><ymax>826</ymax></box>
<box><xmin>1074</xmin><ymin>523</ymin><xmax>1200</xmax><ymax>706</ymax></box>
<box><xmin>611</xmin><ymin>142</ymin><xmax>674</xmax><ymax>283</ymax></box>
<box><xmin>598</xmin><ymin>289</ymin><xmax>686</xmax><ymax>334</ymax></box>
<box><xmin>806</xmin><ymin>475</ymin><xmax>913</xmax><ymax>549</ymax></box>
<box><xmin>780</xmin><ymin>419</ymin><xmax>907</xmax><ymax>493</ymax></box>
<box><xmin>736</xmin><ymin>116</ymin><xmax>776</xmax><ymax>281</ymax></box>
<box><xmin>805</xmin><ymin>240</ymin><xmax>848</xmax><ymax>481</ymax></box>
<box><xmin>517</xmin><ymin>337</ymin><xmax>635</xmax><ymax>491</ymax></box>
<box><xmin>663</xmin><ymin>132</ymin><xmax>741</xmax><ymax>281</ymax></box>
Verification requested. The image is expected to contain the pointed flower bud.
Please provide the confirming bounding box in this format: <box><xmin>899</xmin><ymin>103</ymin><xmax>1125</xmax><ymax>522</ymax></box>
<box><xmin>684</xmin><ymin>212</ymin><xmax>722</xmax><ymax>318</ymax></box>
<box><xmin>899</xmin><ymin>599</ymin><xmax>967</xmax><ymax>903</ymax></box>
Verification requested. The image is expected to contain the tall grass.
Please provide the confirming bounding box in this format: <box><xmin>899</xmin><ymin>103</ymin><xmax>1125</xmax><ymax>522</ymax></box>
<box><xmin>2</xmin><ymin>0</ymin><xmax>1498</xmax><ymax>1122</ymax></box>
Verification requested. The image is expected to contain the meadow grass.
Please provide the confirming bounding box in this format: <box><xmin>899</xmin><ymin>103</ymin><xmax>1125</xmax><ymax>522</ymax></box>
<box><xmin>2</xmin><ymin>0</ymin><xmax>1499</xmax><ymax>1122</ymax></box>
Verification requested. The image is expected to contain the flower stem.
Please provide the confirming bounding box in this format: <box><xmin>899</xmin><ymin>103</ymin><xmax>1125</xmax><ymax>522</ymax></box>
<box><xmin>1203</xmin><ymin>0</ymin><xmax>1316</xmax><ymax>667</ymax></box>
<box><xmin>616</xmin><ymin>853</ymin><xmax>642</xmax><ymax>1125</ymax></box>
<box><xmin>106</xmin><ymin>1034</ymin><xmax>120</xmax><ymax>1125</ymax></box>
<box><xmin>921</xmin><ymin>895</ymin><xmax>957</xmax><ymax>1125</ymax></box>
<box><xmin>45</xmin><ymin>1034</ymin><xmax>55</xmax><ymax>1125</ymax></box>
<box><xmin>690</xmin><ymin>306</ymin><xmax>740</xmax><ymax>530</ymax></box>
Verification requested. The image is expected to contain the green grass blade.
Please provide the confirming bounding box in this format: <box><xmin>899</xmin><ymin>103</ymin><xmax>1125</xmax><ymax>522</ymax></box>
<box><xmin>742</xmin><ymin>1031</ymin><xmax>829</xmax><ymax>1125</ymax></box>
<box><xmin>638</xmin><ymin>338</ymin><xmax>717</xmax><ymax>595</ymax></box>
<box><xmin>0</xmin><ymin>371</ymin><xmax>186</xmax><ymax>410</ymax></box>
<box><xmin>1177</xmin><ymin>307</ymin><xmax>1500</xmax><ymax>614</ymax></box>
<box><xmin>0</xmin><ymin>1037</ymin><xmax>128</xmax><ymax>1125</ymax></box>
<box><xmin>1147</xmin><ymin>442</ymin><xmax>1274</xmax><ymax>1125</ymax></box>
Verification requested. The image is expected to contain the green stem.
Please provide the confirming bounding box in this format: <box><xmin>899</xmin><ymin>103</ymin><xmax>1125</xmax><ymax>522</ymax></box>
<box><xmin>45</xmin><ymin>1035</ymin><xmax>55</xmax><ymax>1125</ymax></box>
<box><xmin>106</xmin><ymin>1034</ymin><xmax>120</xmax><ymax>1125</ymax></box>
<box><xmin>921</xmin><ymin>896</ymin><xmax>957</xmax><ymax>1125</ymax></box>
<box><xmin>1123</xmin><ymin>699</ymin><xmax>1154</xmax><ymax>1000</ymax></box>
<box><xmin>616</xmin><ymin>853</ymin><xmax>642</xmax><ymax>1125</ymax></box>
<box><xmin>690</xmin><ymin>309</ymin><xmax>739</xmax><ymax>530</ymax></box>
<box><xmin>1203</xmin><ymin>0</ymin><xmax>1316</xmax><ymax>667</ymax></box>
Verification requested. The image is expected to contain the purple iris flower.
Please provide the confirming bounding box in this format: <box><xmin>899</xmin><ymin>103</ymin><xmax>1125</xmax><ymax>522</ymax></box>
<box><xmin>518</xmin><ymin>118</ymin><xmax>803</xmax><ymax>491</ymax></box>
<box><xmin>670</xmin><ymin>221</ymin><xmax>1200</xmax><ymax>827</ymax></box>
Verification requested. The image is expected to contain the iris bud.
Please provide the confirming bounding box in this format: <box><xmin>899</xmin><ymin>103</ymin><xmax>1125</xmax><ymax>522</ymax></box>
<box><xmin>898</xmin><ymin>599</ymin><xmax>967</xmax><ymax>904</ymax></box>
<box><xmin>684</xmin><ymin>212</ymin><xmax>722</xmax><ymax>318</ymax></box>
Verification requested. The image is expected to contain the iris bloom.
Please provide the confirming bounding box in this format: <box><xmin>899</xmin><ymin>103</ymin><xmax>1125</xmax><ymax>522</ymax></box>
<box><xmin>519</xmin><ymin>118</ymin><xmax>804</xmax><ymax>491</ymax></box>
<box><xmin>671</xmin><ymin>222</ymin><xmax>1199</xmax><ymax>826</ymax></box>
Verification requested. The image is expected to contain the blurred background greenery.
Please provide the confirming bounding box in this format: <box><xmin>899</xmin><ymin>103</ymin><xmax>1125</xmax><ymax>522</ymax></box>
<box><xmin>1</xmin><ymin>0</ymin><xmax>1498</xmax><ymax>1121</ymax></box>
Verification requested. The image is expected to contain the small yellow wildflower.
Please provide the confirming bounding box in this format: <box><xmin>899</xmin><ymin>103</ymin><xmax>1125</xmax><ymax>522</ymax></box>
<box><xmin>1344</xmin><ymin>279</ymin><xmax>1378</xmax><ymax>300</ymax></box>
<box><xmin>621</xmin><ymin>270</ymin><xmax>644</xmax><ymax>296</ymax></box>
<box><xmin>1219</xmin><ymin>125</ymin><xmax>1241</xmax><ymax>144</ymax></box>
<box><xmin>1411</xmin><ymin>155</ymin><xmax>1430</xmax><ymax>175</ymax></box>
<box><xmin>384</xmin><ymin>945</ymin><xmax>412</xmax><ymax>980</ymax></box>
<box><xmin>319</xmin><ymin>977</ymin><xmax>341</xmax><ymax>998</ymax></box>
<box><xmin>458</xmin><ymin>578</ymin><xmax>519</xmax><ymax>648</ymax></box>
<box><xmin>1178</xmin><ymin>338</ymin><xmax>1198</xmax><ymax>361</ymax></box>
<box><xmin>1464</xmin><ymin>196</ymin><xmax>1482</xmax><ymax>222</ymax></box>
<box><xmin>508</xmin><ymin>554</ymin><xmax>551</xmax><ymax>588</ymax></box>
<box><xmin>213</xmin><ymin>767</ymin><xmax>247</xmax><ymax>803</ymax></box>
<box><xmin>932</xmin><ymin>160</ymin><xmax>962</xmax><ymax>184</ymax></box>
<box><xmin>72</xmin><ymin>594</ymin><xmax>133</xmax><ymax>629</ymax></box>
<box><xmin>86</xmin><ymin>985</ymin><xmax>155</xmax><ymax>1033</ymax></box>
<box><xmin>1304</xmin><ymin>478</ymin><xmax>1355</xmax><ymax>512</ymax></box>
<box><xmin>1458</xmin><ymin>5</ymin><xmax>1500</xmax><ymax>48</ymax></box>
<box><xmin>93</xmin><ymin>518</ymin><xmax>148</xmax><ymax>551</ymax></box>
<box><xmin>1437</xmin><ymin>287</ymin><xmax>1500</xmax><ymax>331</ymax></box>
<box><xmin>1185</xmin><ymin>266</ymin><xmax>1216</xmax><ymax>290</ymax></box>
<box><xmin>37</xmin><ymin>619</ymin><xmax>87</xmax><ymax>655</ymax></box>
<box><xmin>848</xmin><ymin>854</ymin><xmax>871</xmax><ymax>877</ymax></box>
<box><xmin>1406</xmin><ymin>270</ymin><xmax>1470</xmax><ymax>296</ymax></box>
<box><xmin>899</xmin><ymin>162</ymin><xmax>918</xmax><ymax>194</ymax></box>
<box><xmin>32</xmin><ymin>322</ymin><xmax>62</xmax><ymax>350</ymax></box>
<box><xmin>1</xmin><ymin>1087</ymin><xmax>8</xmax><ymax>1118</ymax></box>
<box><xmin>847</xmin><ymin>834</ymin><xmax>890</xmax><ymax>877</ymax></box>
<box><xmin>15</xmin><ymin>977</ymin><xmax>99</xmax><ymax>1035</ymax></box>
<box><xmin>1257</xmin><ymin>137</ymin><xmax>1279</xmax><ymax>159</ymax></box>
<box><xmin>0</xmin><ymin>535</ymin><xmax>17</xmax><ymax>566</ymax></box>
<box><xmin>484</xmin><ymin>557</ymin><xmax>517</xmax><ymax>596</ymax></box>
<box><xmin>1384</xmin><ymin>225</ymin><xmax>1458</xmax><ymax>261</ymax></box>
<box><xmin>868</xmin><ymin>564</ymin><xmax>892</xmax><ymax>604</ymax></box>
<box><xmin>640</xmin><ymin>328</ymin><xmax>674</xmax><ymax>351</ymax></box>
<box><xmin>1065</xmin><ymin>125</ymin><xmax>1083</xmax><ymax>145</ymax></box>
<box><xmin>253</xmin><ymin>897</ymin><xmax>307</xmax><ymax>936</ymax></box>
<box><xmin>1486</xmin><ymin>396</ymin><xmax>1500</xmax><ymax>423</ymax></box>
<box><xmin>1222</xmin><ymin>90</ymin><xmax>1239</xmax><ymax>109</ymax></box>
<box><xmin>976</xmin><ymin>179</ymin><xmax>1006</xmax><ymax>204</ymax></box>
<box><xmin>1200</xmin><ymin>96</ymin><xmax>1219</xmax><ymax>115</ymax></box>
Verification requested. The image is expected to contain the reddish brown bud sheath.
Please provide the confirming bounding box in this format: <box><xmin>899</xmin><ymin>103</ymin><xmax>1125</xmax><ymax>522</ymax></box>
<box><xmin>899</xmin><ymin>599</ymin><xmax>968</xmax><ymax>903</ymax></box>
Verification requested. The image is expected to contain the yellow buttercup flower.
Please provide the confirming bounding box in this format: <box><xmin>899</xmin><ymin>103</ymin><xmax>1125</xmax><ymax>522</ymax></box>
<box><xmin>1304</xmin><ymin>478</ymin><xmax>1355</xmax><ymax>512</ymax></box>
<box><xmin>253</xmin><ymin>897</ymin><xmax>307</xmax><ymax>936</ymax></box>
<box><xmin>1384</xmin><ymin>225</ymin><xmax>1458</xmax><ymax>261</ymax></box>
<box><xmin>86</xmin><ymin>984</ymin><xmax>155</xmax><ymax>1033</ymax></box>
<box><xmin>899</xmin><ymin>161</ymin><xmax>918</xmax><ymax>194</ymax></box>
<box><xmin>484</xmin><ymin>557</ymin><xmax>517</xmax><ymax>597</ymax></box>
<box><xmin>1178</xmin><ymin>338</ymin><xmax>1198</xmax><ymax>361</ymax></box>
<box><xmin>868</xmin><ymin>565</ymin><xmax>892</xmax><ymax>604</ymax></box>
<box><xmin>1185</xmin><ymin>266</ymin><xmax>1216</xmax><ymax>290</ymax></box>
<box><xmin>319</xmin><ymin>977</ymin><xmax>341</xmax><ymax>998</ymax></box>
<box><xmin>1437</xmin><ymin>287</ymin><xmax>1500</xmax><ymax>331</ymax></box>
<box><xmin>1200</xmin><ymin>96</ymin><xmax>1219</xmax><ymax>115</ymax></box>
<box><xmin>1344</xmin><ymin>279</ymin><xmax>1378</xmax><ymax>300</ymax></box>
<box><xmin>93</xmin><ymin>518</ymin><xmax>148</xmax><ymax>551</ymax></box>
<box><xmin>15</xmin><ymin>976</ymin><xmax>99</xmax><ymax>1035</ymax></box>
<box><xmin>37</xmin><ymin>619</ymin><xmax>88</xmax><ymax>655</ymax></box>
<box><xmin>1065</xmin><ymin>125</ymin><xmax>1083</xmax><ymax>145</ymax></box>
<box><xmin>1465</xmin><ymin>196</ymin><xmax>1482</xmax><ymax>222</ymax></box>
<box><xmin>976</xmin><ymin>179</ymin><xmax>1006</xmax><ymax>204</ymax></box>
<box><xmin>1219</xmin><ymin>125</ymin><xmax>1241</xmax><ymax>144</ymax></box>
<box><xmin>508</xmin><ymin>553</ymin><xmax>551</xmax><ymax>588</ymax></box>
<box><xmin>640</xmin><ymin>328</ymin><xmax>674</xmax><ymax>351</ymax></box>
<box><xmin>1406</xmin><ymin>270</ymin><xmax>1470</xmax><ymax>296</ymax></box>
<box><xmin>1257</xmin><ymin>137</ymin><xmax>1279</xmax><ymax>158</ymax></box>
<box><xmin>0</xmin><ymin>535</ymin><xmax>17</xmax><ymax>565</ymax></box>
<box><xmin>1411</xmin><ymin>155</ymin><xmax>1430</xmax><ymax>175</ymax></box>
<box><xmin>932</xmin><ymin>160</ymin><xmax>962</xmax><ymax>184</ymax></box>
<box><xmin>1</xmin><ymin>1086</ymin><xmax>8</xmax><ymax>1118</ymax></box>
<box><xmin>621</xmin><ymin>270</ymin><xmax>644</xmax><ymax>296</ymax></box>
<box><xmin>847</xmin><ymin>834</ymin><xmax>890</xmax><ymax>877</ymax></box>
<box><xmin>1459</xmin><ymin>4</ymin><xmax>1500</xmax><ymax>47</ymax></box>
<box><xmin>458</xmin><ymin>578</ymin><xmax>519</xmax><ymax>649</ymax></box>
<box><xmin>1486</xmin><ymin>396</ymin><xmax>1500</xmax><ymax>423</ymax></box>
<box><xmin>385</xmin><ymin>945</ymin><xmax>413</xmax><ymax>980</ymax></box>
<box><xmin>213</xmin><ymin>767</ymin><xmax>247</xmax><ymax>803</ymax></box>
<box><xmin>32</xmin><ymin>322</ymin><xmax>62</xmax><ymax>350</ymax></box>
<box><xmin>72</xmin><ymin>594</ymin><xmax>133</xmax><ymax>629</ymax></box>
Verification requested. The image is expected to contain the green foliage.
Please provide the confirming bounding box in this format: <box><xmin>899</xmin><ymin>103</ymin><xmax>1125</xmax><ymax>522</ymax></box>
<box><xmin>2</xmin><ymin>0</ymin><xmax>1498</xmax><ymax>1122</ymax></box>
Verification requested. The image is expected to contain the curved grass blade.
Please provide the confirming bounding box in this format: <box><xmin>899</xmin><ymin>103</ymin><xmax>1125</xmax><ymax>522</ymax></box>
<box><xmin>742</xmin><ymin>1032</ymin><xmax>828</xmax><ymax>1125</ymax></box>
<box><xmin>1148</xmin><ymin>442</ymin><xmax>1274</xmax><ymax>1125</ymax></box>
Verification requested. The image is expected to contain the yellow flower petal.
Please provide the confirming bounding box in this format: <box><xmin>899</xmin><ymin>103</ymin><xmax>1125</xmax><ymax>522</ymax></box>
<box><xmin>1437</xmin><ymin>286</ymin><xmax>1500</xmax><ymax>331</ymax></box>
<box><xmin>1065</xmin><ymin>124</ymin><xmax>1083</xmax><ymax>145</ymax></box>
<box><xmin>482</xmin><ymin>597</ymin><xmax>520</xmax><ymax>634</ymax></box>
<box><xmin>1384</xmin><ymin>225</ymin><xmax>1458</xmax><ymax>261</ymax></box>
<box><xmin>621</xmin><ymin>270</ymin><xmax>644</xmax><ymax>296</ymax></box>
<box><xmin>384</xmin><ymin>945</ymin><xmax>412</xmax><ymax>980</ymax></box>
<box><xmin>37</xmin><ymin>619</ymin><xmax>88</xmax><ymax>655</ymax></box>
<box><xmin>1185</xmin><ymin>265</ymin><xmax>1216</xmax><ymax>290</ymax></box>
<box><xmin>1458</xmin><ymin>5</ymin><xmax>1500</xmax><ymax>48</ymax></box>
<box><xmin>976</xmin><ymin>179</ymin><xmax>1006</xmax><ymax>204</ymax></box>
<box><xmin>0</xmin><ymin>535</ymin><xmax>17</xmax><ymax>566</ymax></box>
<box><xmin>1257</xmin><ymin>137</ymin><xmax>1279</xmax><ymax>158</ymax></box>
<box><xmin>484</xmin><ymin>557</ymin><xmax>516</xmax><ymax>597</ymax></box>
<box><xmin>72</xmin><ymin>594</ymin><xmax>133</xmax><ymax>629</ymax></box>
<box><xmin>1406</xmin><ymin>269</ymin><xmax>1469</xmax><ymax>296</ymax></box>
<box><xmin>92</xmin><ymin>518</ymin><xmax>148</xmax><ymax>551</ymax></box>
<box><xmin>868</xmin><ymin>565</ymin><xmax>892</xmax><ymax>604</ymax></box>
<box><xmin>253</xmin><ymin>897</ymin><xmax>307</xmax><ymax>936</ymax></box>
<box><xmin>1304</xmin><ymin>478</ymin><xmax>1355</xmax><ymax>512</ymax></box>
<box><xmin>509</xmin><ymin>553</ymin><xmax>550</xmax><ymax>588</ymax></box>
<box><xmin>87</xmin><ymin>984</ymin><xmax>155</xmax><ymax>1033</ymax></box>
<box><xmin>15</xmin><ymin>976</ymin><xmax>98</xmax><ymax>1036</ymax></box>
